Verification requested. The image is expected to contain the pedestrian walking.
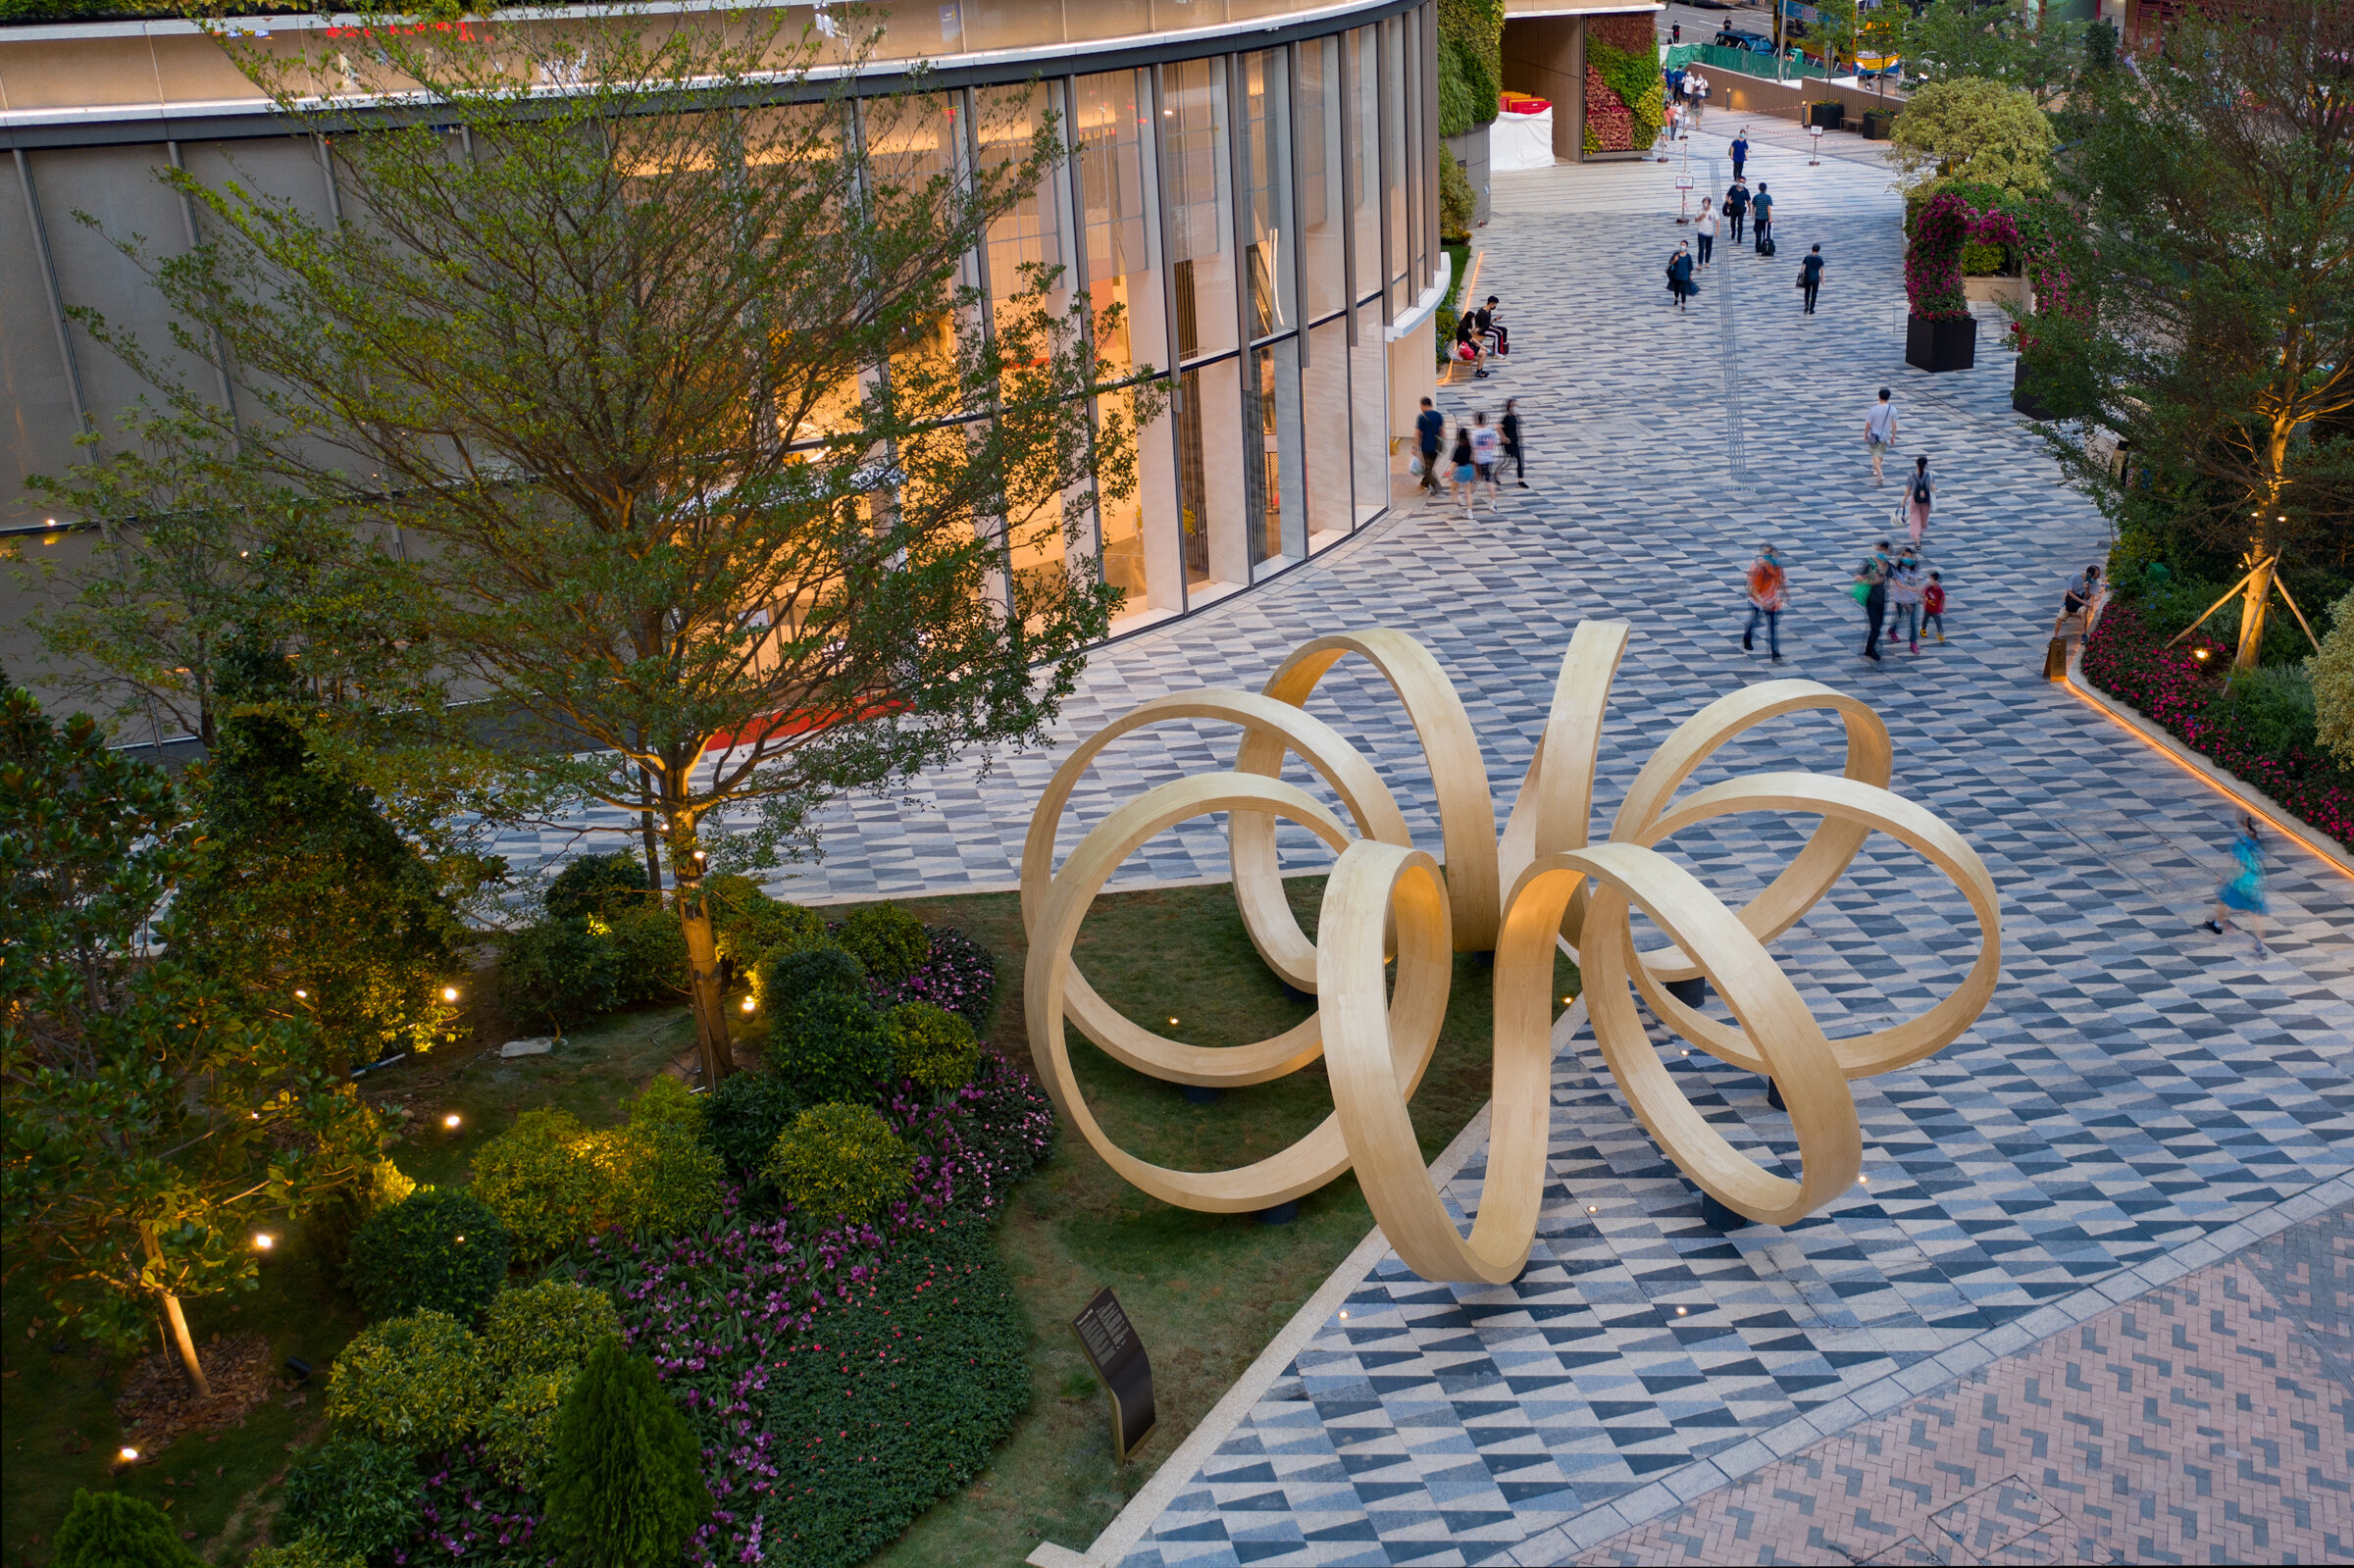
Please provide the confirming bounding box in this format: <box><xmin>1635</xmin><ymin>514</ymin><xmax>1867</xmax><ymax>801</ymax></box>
<box><xmin>1888</xmin><ymin>549</ymin><xmax>1925</xmax><ymax>653</ymax></box>
<box><xmin>1695</xmin><ymin>198</ymin><xmax>1717</xmax><ymax>268</ymax></box>
<box><xmin>1450</xmin><ymin>424</ymin><xmax>1477</xmax><ymax>516</ymax></box>
<box><xmin>1852</xmin><ymin>539</ymin><xmax>1893</xmax><ymax>661</ymax></box>
<box><xmin>1798</xmin><ymin>242</ymin><xmax>1824</xmax><ymax>314</ymax></box>
<box><xmin>1665</xmin><ymin>242</ymin><xmax>1697</xmax><ymax>310</ymax></box>
<box><xmin>1863</xmin><ymin>387</ymin><xmax>1898</xmax><ymax>485</ymax></box>
<box><xmin>1743</xmin><ymin>543</ymin><xmax>1787</xmax><ymax>663</ymax></box>
<box><xmin>1730</xmin><ymin>128</ymin><xmax>1750</xmax><ymax>178</ymax></box>
<box><xmin>1470</xmin><ymin>412</ymin><xmax>1504</xmax><ymax>510</ymax></box>
<box><xmin>1414</xmin><ymin>396</ymin><xmax>1444</xmax><ymax>491</ymax></box>
<box><xmin>1501</xmin><ymin>398</ymin><xmax>1528</xmax><ymax>488</ymax></box>
<box><xmin>1671</xmin><ymin>21</ymin><xmax>1681</xmax><ymax>44</ymax></box>
<box><xmin>1724</xmin><ymin>178</ymin><xmax>1750</xmax><ymax>244</ymax></box>
<box><xmin>2200</xmin><ymin>814</ymin><xmax>2269</xmax><ymax>954</ymax></box>
<box><xmin>1753</xmin><ymin>182</ymin><xmax>1775</xmax><ymax>252</ymax></box>
<box><xmin>1922</xmin><ymin>571</ymin><xmax>1948</xmax><ymax>643</ymax></box>
<box><xmin>1904</xmin><ymin>455</ymin><xmax>1934</xmax><ymax>544</ymax></box>
<box><xmin>1689</xmin><ymin>70</ymin><xmax>1709</xmax><ymax>126</ymax></box>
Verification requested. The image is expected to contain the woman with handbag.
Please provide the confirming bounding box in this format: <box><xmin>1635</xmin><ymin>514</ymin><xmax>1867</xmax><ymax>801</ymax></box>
<box><xmin>1666</xmin><ymin>243</ymin><xmax>1697</xmax><ymax>312</ymax></box>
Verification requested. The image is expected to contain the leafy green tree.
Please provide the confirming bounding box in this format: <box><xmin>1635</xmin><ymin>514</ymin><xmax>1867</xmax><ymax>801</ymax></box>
<box><xmin>2030</xmin><ymin>0</ymin><xmax>2354</xmax><ymax>671</ymax></box>
<box><xmin>1</xmin><ymin>688</ymin><xmax>383</xmax><ymax>1392</ymax></box>
<box><xmin>1887</xmin><ymin>76</ymin><xmax>2055</xmax><ymax>202</ymax></box>
<box><xmin>540</xmin><ymin>1340</ymin><xmax>709</xmax><ymax>1567</ymax></box>
<box><xmin>68</xmin><ymin>12</ymin><xmax>1149</xmax><ymax>1085</ymax></box>
<box><xmin>2313</xmin><ymin>591</ymin><xmax>2354</xmax><ymax>769</ymax></box>
<box><xmin>167</xmin><ymin>637</ymin><xmax>473</xmax><ymax>1073</ymax></box>
<box><xmin>1898</xmin><ymin>0</ymin><xmax>2090</xmax><ymax>106</ymax></box>
<box><xmin>52</xmin><ymin>1491</ymin><xmax>201</xmax><ymax>1568</ymax></box>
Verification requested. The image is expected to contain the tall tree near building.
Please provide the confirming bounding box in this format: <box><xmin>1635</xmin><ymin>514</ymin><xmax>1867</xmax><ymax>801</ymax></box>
<box><xmin>65</xmin><ymin>14</ymin><xmax>1147</xmax><ymax>1082</ymax></box>
<box><xmin>2028</xmin><ymin>0</ymin><xmax>2354</xmax><ymax>672</ymax></box>
<box><xmin>0</xmin><ymin>688</ymin><xmax>383</xmax><ymax>1394</ymax></box>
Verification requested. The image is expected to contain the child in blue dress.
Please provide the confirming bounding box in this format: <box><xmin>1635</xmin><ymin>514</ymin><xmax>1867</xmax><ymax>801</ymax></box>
<box><xmin>2200</xmin><ymin>814</ymin><xmax>2268</xmax><ymax>955</ymax></box>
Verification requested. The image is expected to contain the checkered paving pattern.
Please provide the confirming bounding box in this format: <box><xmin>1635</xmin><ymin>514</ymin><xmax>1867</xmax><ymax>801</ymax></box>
<box><xmin>1574</xmin><ymin>1201</ymin><xmax>2354</xmax><ymax>1567</ymax></box>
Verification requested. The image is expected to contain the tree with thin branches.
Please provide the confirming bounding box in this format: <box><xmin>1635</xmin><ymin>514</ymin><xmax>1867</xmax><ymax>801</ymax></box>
<box><xmin>61</xmin><ymin>10</ymin><xmax>1151</xmax><ymax>1081</ymax></box>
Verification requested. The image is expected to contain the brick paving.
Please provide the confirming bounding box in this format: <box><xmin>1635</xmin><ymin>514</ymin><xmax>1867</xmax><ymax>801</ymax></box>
<box><xmin>1576</xmin><ymin>1201</ymin><xmax>2354</xmax><ymax>1566</ymax></box>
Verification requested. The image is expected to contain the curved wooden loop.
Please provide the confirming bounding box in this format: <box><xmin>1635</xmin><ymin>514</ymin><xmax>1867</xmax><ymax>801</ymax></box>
<box><xmin>1020</xmin><ymin>688</ymin><xmax>1408</xmax><ymax>1031</ymax></box>
<box><xmin>1545</xmin><ymin>843</ymin><xmax>1862</xmax><ymax>1227</ymax></box>
<box><xmin>1025</xmin><ymin>774</ymin><xmax>1450</xmax><ymax>1211</ymax></box>
<box><xmin>1608</xmin><ymin>682</ymin><xmax>1894</xmax><ymax>983</ymax></box>
<box><xmin>1254</xmin><ymin>630</ymin><xmax>1501</xmax><ymax>952</ymax></box>
<box><xmin>1319</xmin><ymin>841</ymin><xmax>1541</xmax><ymax>1285</ymax></box>
<box><xmin>1497</xmin><ymin>621</ymin><xmax>1631</xmax><ymax>953</ymax></box>
<box><xmin>1622</xmin><ymin>772</ymin><xmax>2003</xmax><ymax>1080</ymax></box>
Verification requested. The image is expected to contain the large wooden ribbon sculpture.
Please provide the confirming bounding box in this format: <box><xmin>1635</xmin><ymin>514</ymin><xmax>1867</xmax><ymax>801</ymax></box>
<box><xmin>1021</xmin><ymin>624</ymin><xmax>2000</xmax><ymax>1284</ymax></box>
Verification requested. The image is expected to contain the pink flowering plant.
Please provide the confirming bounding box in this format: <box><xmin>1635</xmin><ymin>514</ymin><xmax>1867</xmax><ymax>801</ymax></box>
<box><xmin>1905</xmin><ymin>192</ymin><xmax>2035</xmax><ymax>321</ymax></box>
<box><xmin>2081</xmin><ymin>598</ymin><xmax>2354</xmax><ymax>846</ymax></box>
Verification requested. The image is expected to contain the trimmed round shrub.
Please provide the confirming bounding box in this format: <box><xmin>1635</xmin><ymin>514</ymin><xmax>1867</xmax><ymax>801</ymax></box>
<box><xmin>752</xmin><ymin>941</ymin><xmax>865</xmax><ymax>1013</ymax></box>
<box><xmin>888</xmin><ymin>1001</ymin><xmax>981</xmax><ymax>1092</ymax></box>
<box><xmin>53</xmin><ymin>1491</ymin><xmax>200</xmax><ymax>1568</ymax></box>
<box><xmin>483</xmin><ymin>1279</ymin><xmax>621</xmax><ymax>1382</ymax></box>
<box><xmin>343</xmin><ymin>1188</ymin><xmax>511</xmax><ymax>1322</ymax></box>
<box><xmin>770</xmin><ymin>988</ymin><xmax>894</xmax><ymax>1106</ymax></box>
<box><xmin>301</xmin><ymin>1156</ymin><xmax>418</xmax><ymax>1274</ymax></box>
<box><xmin>593</xmin><ymin>1119</ymin><xmax>726</xmax><ymax>1239</ymax></box>
<box><xmin>541</xmin><ymin>1340</ymin><xmax>711</xmax><ymax>1568</ymax></box>
<box><xmin>700</xmin><ymin>1067</ymin><xmax>809</xmax><ymax>1181</ymax></box>
<box><xmin>325</xmin><ymin>1310</ymin><xmax>491</xmax><ymax>1453</ymax></box>
<box><xmin>628</xmin><ymin>1073</ymin><xmax>702</xmax><ymax>1138</ymax></box>
<box><xmin>757</xmin><ymin>1212</ymin><xmax>1030</xmax><ymax>1568</ymax></box>
<box><xmin>498</xmin><ymin>916</ymin><xmax>619</xmax><ymax>1031</ymax></box>
<box><xmin>275</xmin><ymin>1435</ymin><xmax>425</xmax><ymax>1561</ymax></box>
<box><xmin>837</xmin><ymin>902</ymin><xmax>929</xmax><ymax>986</ymax></box>
<box><xmin>710</xmin><ymin>881</ymin><xmax>826</xmax><ymax>979</ymax></box>
<box><xmin>606</xmin><ymin>901</ymin><xmax>690</xmax><ymax>1003</ymax></box>
<box><xmin>471</xmin><ymin>1108</ymin><xmax>599</xmax><ymax>1265</ymax></box>
<box><xmin>544</xmin><ymin>850</ymin><xmax>649</xmax><ymax>920</ymax></box>
<box><xmin>248</xmin><ymin>1540</ymin><xmax>366</xmax><ymax>1568</ymax></box>
<box><xmin>765</xmin><ymin>1102</ymin><xmax>916</xmax><ymax>1223</ymax></box>
<box><xmin>480</xmin><ymin>1367</ymin><xmax>577</xmax><ymax>1492</ymax></box>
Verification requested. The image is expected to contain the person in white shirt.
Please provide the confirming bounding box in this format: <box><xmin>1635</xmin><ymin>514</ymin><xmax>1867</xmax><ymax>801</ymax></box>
<box><xmin>1469</xmin><ymin>412</ymin><xmax>1505</xmax><ymax>511</ymax></box>
<box><xmin>1695</xmin><ymin>197</ymin><xmax>1718</xmax><ymax>268</ymax></box>
<box><xmin>1863</xmin><ymin>386</ymin><xmax>1899</xmax><ymax>485</ymax></box>
<box><xmin>1689</xmin><ymin>71</ymin><xmax>1709</xmax><ymax>126</ymax></box>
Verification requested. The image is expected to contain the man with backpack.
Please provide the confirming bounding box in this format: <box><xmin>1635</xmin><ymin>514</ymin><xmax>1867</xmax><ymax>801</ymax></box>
<box><xmin>1753</xmin><ymin>181</ymin><xmax>1775</xmax><ymax>254</ymax></box>
<box><xmin>1724</xmin><ymin>177</ymin><xmax>1750</xmax><ymax>244</ymax></box>
<box><xmin>1743</xmin><ymin>544</ymin><xmax>1787</xmax><ymax>663</ymax></box>
<box><xmin>1414</xmin><ymin>397</ymin><xmax>1445</xmax><ymax>492</ymax></box>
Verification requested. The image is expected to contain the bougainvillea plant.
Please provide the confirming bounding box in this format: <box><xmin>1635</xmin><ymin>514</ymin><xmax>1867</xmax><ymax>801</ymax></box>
<box><xmin>1904</xmin><ymin>191</ymin><xmax>2027</xmax><ymax>319</ymax></box>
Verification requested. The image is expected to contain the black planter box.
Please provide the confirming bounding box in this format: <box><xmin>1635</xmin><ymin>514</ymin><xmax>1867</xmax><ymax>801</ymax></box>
<box><xmin>1809</xmin><ymin>102</ymin><xmax>1845</xmax><ymax>129</ymax></box>
<box><xmin>1861</xmin><ymin>110</ymin><xmax>1894</xmax><ymax>140</ymax></box>
<box><xmin>1906</xmin><ymin>314</ymin><xmax>1976</xmax><ymax>374</ymax></box>
<box><xmin>2013</xmin><ymin>357</ymin><xmax>2056</xmax><ymax>419</ymax></box>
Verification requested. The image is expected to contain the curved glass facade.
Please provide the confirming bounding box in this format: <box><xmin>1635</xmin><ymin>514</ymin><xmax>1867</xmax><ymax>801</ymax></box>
<box><xmin>0</xmin><ymin>0</ymin><xmax>1444</xmax><ymax>647</ymax></box>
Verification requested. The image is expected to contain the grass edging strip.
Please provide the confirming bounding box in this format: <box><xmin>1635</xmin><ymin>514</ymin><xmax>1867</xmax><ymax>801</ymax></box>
<box><xmin>2063</xmin><ymin>646</ymin><xmax>2354</xmax><ymax>880</ymax></box>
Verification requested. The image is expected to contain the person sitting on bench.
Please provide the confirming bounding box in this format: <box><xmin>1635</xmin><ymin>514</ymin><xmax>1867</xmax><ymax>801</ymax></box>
<box><xmin>1474</xmin><ymin>295</ymin><xmax>1510</xmax><ymax>358</ymax></box>
<box><xmin>1453</xmin><ymin>307</ymin><xmax>1490</xmax><ymax>378</ymax></box>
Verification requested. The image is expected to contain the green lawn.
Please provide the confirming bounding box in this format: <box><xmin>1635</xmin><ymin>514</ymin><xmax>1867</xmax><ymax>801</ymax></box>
<box><xmin>0</xmin><ymin>875</ymin><xmax>1572</xmax><ymax>1567</ymax></box>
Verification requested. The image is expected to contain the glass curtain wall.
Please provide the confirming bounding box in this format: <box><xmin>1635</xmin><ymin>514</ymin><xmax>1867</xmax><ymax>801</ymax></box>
<box><xmin>1239</xmin><ymin>50</ymin><xmax>1305</xmax><ymax>578</ymax></box>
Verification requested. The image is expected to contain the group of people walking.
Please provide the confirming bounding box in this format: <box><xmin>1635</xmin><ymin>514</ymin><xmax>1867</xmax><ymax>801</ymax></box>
<box><xmin>1413</xmin><ymin>395</ymin><xmax>1525</xmax><ymax>516</ymax></box>
<box><xmin>1673</xmin><ymin>147</ymin><xmax>1827</xmax><ymax>315</ymax></box>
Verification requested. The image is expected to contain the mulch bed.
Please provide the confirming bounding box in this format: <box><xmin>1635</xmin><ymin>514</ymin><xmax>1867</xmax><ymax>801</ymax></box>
<box><xmin>115</xmin><ymin>1331</ymin><xmax>280</xmax><ymax>1454</ymax></box>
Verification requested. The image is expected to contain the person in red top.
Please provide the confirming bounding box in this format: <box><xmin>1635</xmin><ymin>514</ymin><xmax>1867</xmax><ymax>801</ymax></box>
<box><xmin>1922</xmin><ymin>571</ymin><xmax>1948</xmax><ymax>645</ymax></box>
<box><xmin>1743</xmin><ymin>543</ymin><xmax>1787</xmax><ymax>663</ymax></box>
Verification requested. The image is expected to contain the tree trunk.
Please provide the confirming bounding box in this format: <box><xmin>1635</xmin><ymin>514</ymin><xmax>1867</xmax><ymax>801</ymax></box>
<box><xmin>665</xmin><ymin>829</ymin><xmax>735</xmax><ymax>1084</ymax></box>
<box><xmin>2234</xmin><ymin>553</ymin><xmax>2274</xmax><ymax>674</ymax></box>
<box><xmin>142</xmin><ymin>1227</ymin><xmax>211</xmax><ymax>1397</ymax></box>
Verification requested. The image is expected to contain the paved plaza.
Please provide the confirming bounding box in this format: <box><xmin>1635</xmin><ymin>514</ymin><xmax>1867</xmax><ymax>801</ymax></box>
<box><xmin>504</xmin><ymin>122</ymin><xmax>2354</xmax><ymax>1565</ymax></box>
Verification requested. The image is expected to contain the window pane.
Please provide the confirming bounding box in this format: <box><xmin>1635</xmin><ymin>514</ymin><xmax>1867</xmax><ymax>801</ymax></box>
<box><xmin>1374</xmin><ymin>17</ymin><xmax>1393</xmax><ymax>310</ymax></box>
<box><xmin>1305</xmin><ymin>314</ymin><xmax>1351</xmax><ymax>545</ymax></box>
<box><xmin>1161</xmin><ymin>57</ymin><xmax>1237</xmax><ymax>363</ymax></box>
<box><xmin>1177</xmin><ymin>358</ymin><xmax>1246</xmax><ymax>588</ymax></box>
<box><xmin>1245</xmin><ymin>337</ymin><xmax>1305</xmax><ymax>577</ymax></box>
<box><xmin>977</xmin><ymin>83</ymin><xmax>1064</xmax><ymax>316</ymax></box>
<box><xmin>1350</xmin><ymin>298</ymin><xmax>1387</xmax><ymax>527</ymax></box>
<box><xmin>1238</xmin><ymin>50</ymin><xmax>1295</xmax><ymax>340</ymax></box>
<box><xmin>1346</xmin><ymin>27</ymin><xmax>1381</xmax><ymax>306</ymax></box>
<box><xmin>1297</xmin><ymin>34</ymin><xmax>1346</xmax><ymax>322</ymax></box>
<box><xmin>1075</xmin><ymin>69</ymin><xmax>1169</xmax><ymax>377</ymax></box>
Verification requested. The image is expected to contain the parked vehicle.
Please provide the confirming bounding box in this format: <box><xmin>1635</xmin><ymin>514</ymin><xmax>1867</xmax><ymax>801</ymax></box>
<box><xmin>1715</xmin><ymin>27</ymin><xmax>1774</xmax><ymax>51</ymax></box>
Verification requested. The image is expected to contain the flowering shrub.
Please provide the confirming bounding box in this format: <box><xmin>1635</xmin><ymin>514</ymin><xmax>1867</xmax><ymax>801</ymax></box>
<box><xmin>1905</xmin><ymin>192</ymin><xmax>2019</xmax><ymax>320</ymax></box>
<box><xmin>2081</xmin><ymin>598</ymin><xmax>2354</xmax><ymax>847</ymax></box>
<box><xmin>398</xmin><ymin>1446</ymin><xmax>550</xmax><ymax>1566</ymax></box>
<box><xmin>881</xmin><ymin>926</ymin><xmax>998</xmax><ymax>1030</ymax></box>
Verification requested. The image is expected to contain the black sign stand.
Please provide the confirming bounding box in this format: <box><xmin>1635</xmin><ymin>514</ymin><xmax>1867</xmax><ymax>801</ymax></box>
<box><xmin>1071</xmin><ymin>1287</ymin><xmax>1155</xmax><ymax>1464</ymax></box>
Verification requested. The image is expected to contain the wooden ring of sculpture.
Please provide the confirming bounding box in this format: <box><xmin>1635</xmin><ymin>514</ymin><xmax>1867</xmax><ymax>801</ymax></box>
<box><xmin>1019</xmin><ymin>691</ymin><xmax>1409</xmax><ymax>1086</ymax></box>
<box><xmin>1023</xmin><ymin>772</ymin><xmax>1451</xmax><ymax>1212</ymax></box>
